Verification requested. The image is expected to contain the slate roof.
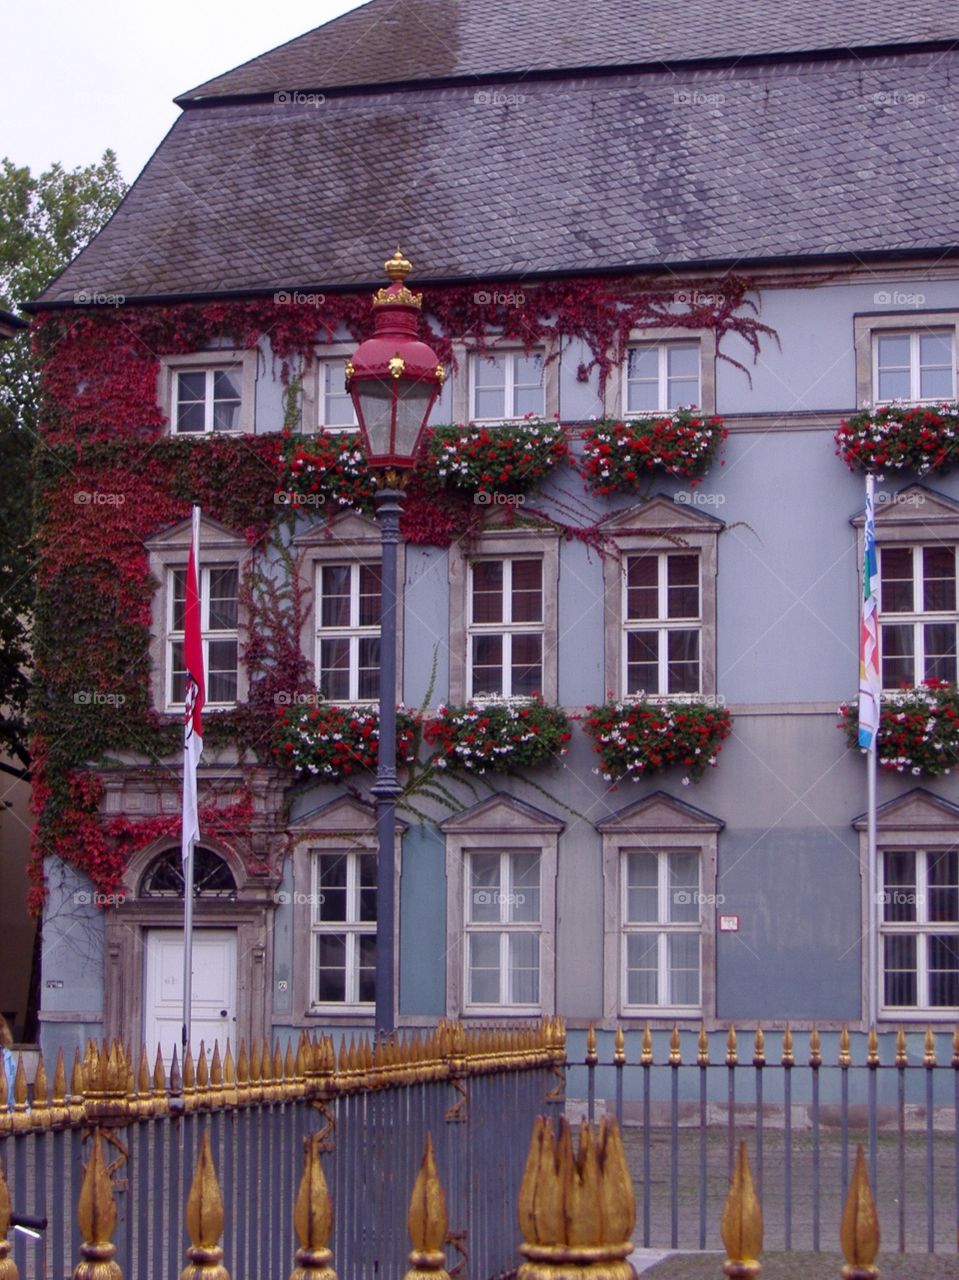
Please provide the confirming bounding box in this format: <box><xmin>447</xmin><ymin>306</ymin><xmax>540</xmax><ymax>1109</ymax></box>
<box><xmin>181</xmin><ymin>0</ymin><xmax>956</xmax><ymax>99</ymax></box>
<box><xmin>32</xmin><ymin>2</ymin><xmax>959</xmax><ymax>307</ymax></box>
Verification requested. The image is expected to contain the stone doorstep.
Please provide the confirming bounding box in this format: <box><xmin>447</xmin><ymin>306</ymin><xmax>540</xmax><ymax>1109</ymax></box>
<box><xmin>567</xmin><ymin>1097</ymin><xmax>957</xmax><ymax>1133</ymax></box>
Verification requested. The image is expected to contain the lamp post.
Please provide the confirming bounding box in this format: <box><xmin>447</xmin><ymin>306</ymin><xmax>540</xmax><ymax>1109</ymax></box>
<box><xmin>347</xmin><ymin>249</ymin><xmax>445</xmax><ymax>1033</ymax></box>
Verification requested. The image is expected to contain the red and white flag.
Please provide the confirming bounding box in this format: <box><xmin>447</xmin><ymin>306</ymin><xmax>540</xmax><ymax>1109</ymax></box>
<box><xmin>181</xmin><ymin>506</ymin><xmax>205</xmax><ymax>863</ymax></box>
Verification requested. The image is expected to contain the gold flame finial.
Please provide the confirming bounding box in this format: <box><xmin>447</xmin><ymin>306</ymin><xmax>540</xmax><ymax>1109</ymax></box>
<box><xmin>72</xmin><ymin>1129</ymin><xmax>122</xmax><ymax>1280</ymax></box>
<box><xmin>809</xmin><ymin>1025</ymin><xmax>822</xmax><ymax>1068</ymax></box>
<box><xmin>0</xmin><ymin>1160</ymin><xmax>18</xmax><ymax>1280</ymax></box>
<box><xmin>289</xmin><ymin>1134</ymin><xmax>336</xmax><ymax>1280</ymax></box>
<box><xmin>726</xmin><ymin>1025</ymin><xmax>738</xmax><ymax>1067</ymax></box>
<box><xmin>181</xmin><ymin>1130</ymin><xmax>229</xmax><ymax>1279</ymax></box>
<box><xmin>924</xmin><ymin>1026</ymin><xmax>936</xmax><ymax>1068</ymax></box>
<box><xmin>404</xmin><ymin>1134</ymin><xmax>450</xmax><ymax>1280</ymax></box>
<box><xmin>721</xmin><ymin>1140</ymin><xmax>763</xmax><ymax>1279</ymax></box>
<box><xmin>839</xmin><ymin>1145</ymin><xmax>880</xmax><ymax>1278</ymax></box>
<box><xmin>839</xmin><ymin>1025</ymin><xmax>851</xmax><ymax>1068</ymax></box>
<box><xmin>781</xmin><ymin>1026</ymin><xmax>794</xmax><ymax>1067</ymax></box>
<box><xmin>614</xmin><ymin>1028</ymin><xmax>626</xmax><ymax>1067</ymax></box>
<box><xmin>585</xmin><ymin>1025</ymin><xmax>598</xmax><ymax>1065</ymax></box>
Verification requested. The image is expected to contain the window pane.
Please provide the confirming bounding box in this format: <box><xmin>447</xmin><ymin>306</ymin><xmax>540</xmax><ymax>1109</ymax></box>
<box><xmin>176</xmin><ymin>372</ymin><xmax>206</xmax><ymax>432</ymax></box>
<box><xmin>883</xmin><ymin>933</ymin><xmax>917</xmax><ymax>1006</ymax></box>
<box><xmin>472</xmin><ymin>561</ymin><xmax>504</xmax><ymax>623</ymax></box>
<box><xmin>666</xmin><ymin>377</ymin><xmax>699</xmax><ymax>408</ymax></box>
<box><xmin>323</xmin><ymin>362</ymin><xmax>357</xmax><ymax>426</ymax></box>
<box><xmin>928</xmin><ymin>934</ymin><xmax>959</xmax><ymax>1006</ymax></box>
<box><xmin>920</xmin><ymin>365</ymin><xmax>954</xmax><ymax>400</ymax></box>
<box><xmin>469</xmin><ymin>853</ymin><xmax>501</xmax><ymax>922</ymax></box>
<box><xmin>213</xmin><ymin>368</ymin><xmax>241</xmax><ymax>400</ymax></box>
<box><xmin>206</xmin><ymin>640</ymin><xmax>237</xmax><ymax>702</ymax></box>
<box><xmin>626</xmin><ymin>556</ymin><xmax>659</xmax><ymax>620</ymax></box>
<box><xmin>473</xmin><ymin>355</ymin><xmax>506</xmax><ymax>418</ymax></box>
<box><xmin>928</xmin><ymin>851</ymin><xmax>959</xmax><ymax>923</ymax></box>
<box><xmin>668</xmin><ymin>932</ymin><xmax>700</xmax><ymax>1005</ymax></box>
<box><xmin>625</xmin><ymin>851</ymin><xmax>659</xmax><ymax>923</ymax></box>
<box><xmin>880</xmin><ymin>624</ymin><xmax>914</xmax><ymax>688</ymax></box>
<box><xmin>923</xmin><ymin>547</ymin><xmax>956</xmax><ymax>612</ymax></box>
<box><xmin>625</xmin><ymin>934</ymin><xmax>659</xmax><ymax>1005</ymax></box>
<box><xmin>668</xmin><ymin>852</ymin><xmax>699</xmax><ymax>923</ymax></box>
<box><xmin>472</xmin><ymin>634</ymin><xmax>504</xmax><ymax>696</ymax></box>
<box><xmin>316</xmin><ymin>934</ymin><xmax>346</xmax><ymax>1002</ymax></box>
<box><xmin>320</xmin><ymin>566</ymin><xmax>352</xmax><ymax>627</ymax></box>
<box><xmin>316</xmin><ymin>856</ymin><xmax>348</xmax><ymax>921</ymax></box>
<box><xmin>923</xmin><ymin>623</ymin><xmax>957</xmax><ymax>684</ymax></box>
<box><xmin>666</xmin><ymin>555</ymin><xmax>699</xmax><ymax>618</ymax></box>
<box><xmin>514</xmin><ymin>384</ymin><xmax>545</xmax><ymax>417</ymax></box>
<box><xmin>511</xmin><ymin>560</ymin><xmax>542</xmax><ymax>622</ymax></box>
<box><xmin>208</xmin><ymin>568</ymin><xmax>238</xmax><ymax>630</ymax></box>
<box><xmin>876</xmin><ymin>334</ymin><xmax>911</xmax><ymax>402</ymax></box>
<box><xmin>170</xmin><ymin>640</ymin><xmax>186</xmax><ymax>703</ymax></box>
<box><xmin>318</xmin><ymin>637</ymin><xmax>350</xmax><ymax>700</ymax></box>
<box><xmin>883</xmin><ymin>850</ymin><xmax>917</xmax><ymax>922</ymax></box>
<box><xmin>357</xmin><ymin>934</ymin><xmax>376</xmax><ymax>1002</ymax></box>
<box><xmin>510</xmin><ymin>633</ymin><xmax>542</xmax><ymax>696</ymax></box>
<box><xmin>358</xmin><ymin>563</ymin><xmax>382</xmax><ymax>626</ymax></box>
<box><xmin>627</xmin><ymin>347</ymin><xmax>658</xmax><ymax>379</ymax></box>
<box><xmin>508</xmin><ymin>932</ymin><xmax>539</xmax><ymax>1004</ymax></box>
<box><xmin>626</xmin><ymin>630</ymin><xmax>658</xmax><ymax>695</ymax></box>
<box><xmin>468</xmin><ymin>933</ymin><xmax>501</xmax><ymax>1003</ymax></box>
<box><xmin>358</xmin><ymin>854</ymin><xmax>377</xmax><ymax>922</ymax></box>
<box><xmin>171</xmin><ymin>569</ymin><xmax>187</xmax><ymax>631</ymax></box>
<box><xmin>356</xmin><ymin>637</ymin><xmax>380</xmax><ymax>700</ymax></box>
<box><xmin>177</xmin><ymin>402</ymin><xmax>206</xmax><ymax>433</ymax></box>
<box><xmin>666</xmin><ymin>630</ymin><xmax>700</xmax><ymax>694</ymax></box>
<box><xmin>920</xmin><ymin>331</ymin><xmax>953</xmax><ymax>369</ymax></box>
<box><xmin>880</xmin><ymin>547</ymin><xmax>914</xmax><ymax>613</ymax></box>
<box><xmin>509</xmin><ymin>852</ymin><xmax>541</xmax><ymax>922</ymax></box>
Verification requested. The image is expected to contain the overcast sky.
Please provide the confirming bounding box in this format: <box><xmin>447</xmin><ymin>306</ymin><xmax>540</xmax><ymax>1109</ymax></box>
<box><xmin>3</xmin><ymin>0</ymin><xmax>367</xmax><ymax>181</ymax></box>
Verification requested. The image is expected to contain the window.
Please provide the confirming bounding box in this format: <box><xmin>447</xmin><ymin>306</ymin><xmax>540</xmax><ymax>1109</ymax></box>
<box><xmin>159</xmin><ymin>351</ymin><xmax>256</xmax><ymax>435</ymax></box>
<box><xmin>468</xmin><ymin>557</ymin><xmax>543</xmax><ymax>698</ymax></box>
<box><xmin>625</xmin><ymin>341</ymin><xmax>700</xmax><ymax>413</ymax></box>
<box><xmin>469</xmin><ymin>350</ymin><xmax>545</xmax><ymax>421</ymax></box>
<box><xmin>442</xmin><ymin>793</ymin><xmax>562</xmax><ymax>1018</ymax></box>
<box><xmin>139</xmin><ymin>847</ymin><xmax>237</xmax><ymax>899</ymax></box>
<box><xmin>878</xmin><ymin>545</ymin><xmax>957</xmax><ymax>687</ymax></box>
<box><xmin>600</xmin><ymin>792</ymin><xmax>721</xmax><ymax>1021</ymax></box>
<box><xmin>624</xmin><ymin>552</ymin><xmax>701</xmax><ymax>695</ymax></box>
<box><xmin>311</xmin><ymin>850</ymin><xmax>377</xmax><ymax>1007</ymax></box>
<box><xmin>317</xmin><ymin>357</ymin><xmax>357</xmax><ymax>430</ymax></box>
<box><xmin>881</xmin><ymin>848</ymin><xmax>959</xmax><ymax>1011</ymax></box>
<box><xmin>601</xmin><ymin>498</ymin><xmax>721</xmax><ymax>701</ymax></box>
<box><xmin>874</xmin><ymin>330</ymin><xmax>955</xmax><ymax>403</ymax></box>
<box><xmin>168</xmin><ymin>565</ymin><xmax>239</xmax><ymax>707</ymax></box>
<box><xmin>465</xmin><ymin>850</ymin><xmax>542</xmax><ymax>1007</ymax></box>
<box><xmin>316</xmin><ymin>562</ymin><xmax>382</xmax><ymax>701</ymax></box>
<box><xmin>854</xmin><ymin>313</ymin><xmax>959</xmax><ymax>407</ymax></box>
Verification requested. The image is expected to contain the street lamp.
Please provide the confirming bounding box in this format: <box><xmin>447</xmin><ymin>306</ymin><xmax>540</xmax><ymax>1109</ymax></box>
<box><xmin>347</xmin><ymin>249</ymin><xmax>445</xmax><ymax>1033</ymax></box>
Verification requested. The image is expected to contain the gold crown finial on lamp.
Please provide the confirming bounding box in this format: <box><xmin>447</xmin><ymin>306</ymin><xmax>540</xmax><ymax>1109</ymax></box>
<box><xmin>385</xmin><ymin>248</ymin><xmax>412</xmax><ymax>282</ymax></box>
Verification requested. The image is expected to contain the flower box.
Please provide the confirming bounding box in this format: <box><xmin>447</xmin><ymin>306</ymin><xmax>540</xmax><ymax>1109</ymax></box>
<box><xmin>276</xmin><ymin>431</ymin><xmax>375</xmax><ymax>512</ymax></box>
<box><xmin>835</xmin><ymin>402</ymin><xmax>959</xmax><ymax>475</ymax></box>
<box><xmin>273</xmin><ymin>702</ymin><xmax>418</xmax><ymax>781</ymax></box>
<box><xmin>838</xmin><ymin>681</ymin><xmax>959</xmax><ymax>776</ymax></box>
<box><xmin>423</xmin><ymin>696</ymin><xmax>572</xmax><ymax>774</ymax></box>
<box><xmin>579</xmin><ymin>411</ymin><xmax>727</xmax><ymax>493</ymax></box>
<box><xmin>423</xmin><ymin>418</ymin><xmax>567</xmax><ymax>500</ymax></box>
<box><xmin>582</xmin><ymin>696</ymin><xmax>732</xmax><ymax>783</ymax></box>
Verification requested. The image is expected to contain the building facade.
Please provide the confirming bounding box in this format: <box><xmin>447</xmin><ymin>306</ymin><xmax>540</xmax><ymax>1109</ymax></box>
<box><xmin>27</xmin><ymin>0</ymin><xmax>959</xmax><ymax>1071</ymax></box>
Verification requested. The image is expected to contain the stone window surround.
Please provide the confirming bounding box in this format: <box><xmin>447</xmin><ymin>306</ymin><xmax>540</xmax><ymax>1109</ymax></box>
<box><xmin>441</xmin><ymin>795</ymin><xmax>563</xmax><ymax>1019</ymax></box>
<box><xmin>449</xmin><ymin>337</ymin><xmax>560</xmax><ymax>424</ymax></box>
<box><xmin>287</xmin><ymin>796</ymin><xmax>404</xmax><ymax>1023</ymax></box>
<box><xmin>603</xmin><ymin>327</ymin><xmax>718</xmax><ymax>420</ymax></box>
<box><xmin>448</xmin><ymin>525</ymin><xmax>560</xmax><ymax>704</ymax></box>
<box><xmin>601</xmin><ymin>498</ymin><xmax>722</xmax><ymax>700</ymax></box>
<box><xmin>293</xmin><ymin>512</ymin><xmax>406</xmax><ymax>704</ymax></box>
<box><xmin>599</xmin><ymin>791</ymin><xmax>722</xmax><ymax>1024</ymax></box>
<box><xmin>854</xmin><ymin>311</ymin><xmax>959</xmax><ymax>407</ymax></box>
<box><xmin>144</xmin><ymin>516</ymin><xmax>251</xmax><ymax>714</ymax></box>
<box><xmin>158</xmin><ymin>349</ymin><xmax>258</xmax><ymax>435</ymax></box>
<box><xmin>854</xmin><ymin>789</ymin><xmax>959</xmax><ymax>1025</ymax></box>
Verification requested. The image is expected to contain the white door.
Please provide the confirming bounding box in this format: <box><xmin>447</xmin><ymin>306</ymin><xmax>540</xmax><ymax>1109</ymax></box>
<box><xmin>143</xmin><ymin>929</ymin><xmax>237</xmax><ymax>1065</ymax></box>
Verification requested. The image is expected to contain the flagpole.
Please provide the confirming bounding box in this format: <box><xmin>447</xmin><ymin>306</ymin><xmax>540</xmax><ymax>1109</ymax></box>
<box><xmin>180</xmin><ymin>504</ymin><xmax>204</xmax><ymax>1057</ymax></box>
<box><xmin>866</xmin><ymin>716</ymin><xmax>878</xmax><ymax>1029</ymax></box>
<box><xmin>861</xmin><ymin>472</ymin><xmax>880</xmax><ymax>1030</ymax></box>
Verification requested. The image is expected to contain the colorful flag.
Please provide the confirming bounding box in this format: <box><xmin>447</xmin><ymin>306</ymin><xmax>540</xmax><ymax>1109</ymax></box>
<box><xmin>858</xmin><ymin>474</ymin><xmax>881</xmax><ymax>750</ymax></box>
<box><xmin>181</xmin><ymin>506</ymin><xmax>205</xmax><ymax>861</ymax></box>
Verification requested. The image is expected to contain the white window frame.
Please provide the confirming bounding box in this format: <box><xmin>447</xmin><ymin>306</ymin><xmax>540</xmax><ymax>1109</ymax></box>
<box><xmin>468</xmin><ymin>348</ymin><xmax>546</xmax><ymax>423</ymax></box>
<box><xmin>603</xmin><ymin>328</ymin><xmax>717</xmax><ymax>419</ymax></box>
<box><xmin>622</xmin><ymin>550</ymin><xmax>703</xmax><ymax>697</ymax></box>
<box><xmin>166</xmin><ymin>564</ymin><xmax>241</xmax><ymax>710</ymax></box>
<box><xmin>464</xmin><ymin>849</ymin><xmax>543</xmax><ymax>1010</ymax></box>
<box><xmin>442</xmin><ymin>794</ymin><xmax>562</xmax><ymax>1019</ymax></box>
<box><xmin>872</xmin><ymin>329</ymin><xmax>955</xmax><ymax>405</ymax></box>
<box><xmin>313</xmin><ymin>349</ymin><xmax>359</xmax><ymax>432</ymax></box>
<box><xmin>623</xmin><ymin>340</ymin><xmax>702</xmax><ymax>415</ymax></box>
<box><xmin>315</xmin><ymin>561</ymin><xmax>381</xmax><ymax>703</ymax></box>
<box><xmin>854</xmin><ymin>312</ymin><xmax>959</xmax><ymax>407</ymax></box>
<box><xmin>466</xmin><ymin>555</ymin><xmax>545</xmax><ymax>700</ymax></box>
<box><xmin>879</xmin><ymin>846</ymin><xmax>959</xmax><ymax>1015</ymax></box>
<box><xmin>877</xmin><ymin>543</ymin><xmax>958</xmax><ymax>689</ymax></box>
<box><xmin>158</xmin><ymin>350</ymin><xmax>257</xmax><ymax>435</ymax></box>
<box><xmin>620</xmin><ymin>848</ymin><xmax>703</xmax><ymax>1013</ymax></box>
<box><xmin>309</xmin><ymin>848</ymin><xmax>377</xmax><ymax>1010</ymax></box>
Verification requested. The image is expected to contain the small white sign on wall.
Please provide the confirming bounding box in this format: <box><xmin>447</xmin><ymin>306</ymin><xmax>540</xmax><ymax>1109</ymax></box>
<box><xmin>719</xmin><ymin>914</ymin><xmax>740</xmax><ymax>932</ymax></box>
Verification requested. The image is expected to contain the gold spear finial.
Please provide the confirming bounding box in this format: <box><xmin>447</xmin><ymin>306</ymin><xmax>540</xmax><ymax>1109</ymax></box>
<box><xmin>0</xmin><ymin>1159</ymin><xmax>18</xmax><ymax>1280</ymax></box>
<box><xmin>641</xmin><ymin>1024</ymin><xmax>653</xmax><ymax>1066</ymax></box>
<box><xmin>896</xmin><ymin>1026</ymin><xmax>908</xmax><ymax>1068</ymax></box>
<box><xmin>669</xmin><ymin>1025</ymin><xmax>681</xmax><ymax>1066</ymax></box>
<box><xmin>867</xmin><ymin>1027</ymin><xmax>879</xmax><ymax>1068</ymax></box>
<box><xmin>781</xmin><ymin>1026</ymin><xmax>794</xmax><ymax>1068</ymax></box>
<box><xmin>404</xmin><ymin>1134</ymin><xmax>450</xmax><ymax>1280</ymax></box>
<box><xmin>72</xmin><ymin>1129</ymin><xmax>122</xmax><ymax>1280</ymax></box>
<box><xmin>614</xmin><ymin>1028</ymin><xmax>626</xmax><ymax>1067</ymax></box>
<box><xmin>839</xmin><ymin>1025</ymin><xmax>851</xmax><ymax>1068</ymax></box>
<box><xmin>809</xmin><ymin>1025</ymin><xmax>822</xmax><ymax>1068</ymax></box>
<box><xmin>721</xmin><ymin>1140</ymin><xmax>763</xmax><ymax>1279</ymax></box>
<box><xmin>923</xmin><ymin>1026</ymin><xmax>936</xmax><ymax>1068</ymax></box>
<box><xmin>726</xmin><ymin>1026</ymin><xmax>738</xmax><ymax>1067</ymax></box>
<box><xmin>839</xmin><ymin>1145</ymin><xmax>880</xmax><ymax>1279</ymax></box>
<box><xmin>289</xmin><ymin>1134</ymin><xmax>336</xmax><ymax>1280</ymax></box>
<box><xmin>181</xmin><ymin>1130</ymin><xmax>229</xmax><ymax>1279</ymax></box>
<box><xmin>698</xmin><ymin>1024</ymin><xmax>709</xmax><ymax>1067</ymax></box>
<box><xmin>753</xmin><ymin>1027</ymin><xmax>765</xmax><ymax>1067</ymax></box>
<box><xmin>585</xmin><ymin>1024</ymin><xmax>598</xmax><ymax>1066</ymax></box>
